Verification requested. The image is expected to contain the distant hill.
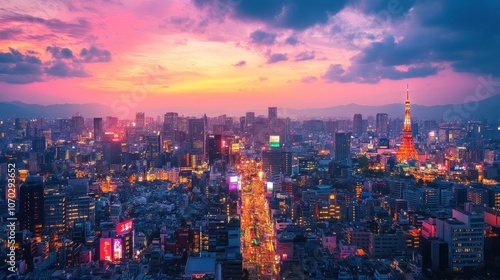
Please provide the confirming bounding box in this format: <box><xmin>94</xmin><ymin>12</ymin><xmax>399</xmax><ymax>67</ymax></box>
<box><xmin>1</xmin><ymin>93</ymin><xmax>500</xmax><ymax>120</ymax></box>
<box><xmin>0</xmin><ymin>101</ymin><xmax>112</xmax><ymax>118</ymax></box>
<box><xmin>281</xmin><ymin>93</ymin><xmax>500</xmax><ymax>120</ymax></box>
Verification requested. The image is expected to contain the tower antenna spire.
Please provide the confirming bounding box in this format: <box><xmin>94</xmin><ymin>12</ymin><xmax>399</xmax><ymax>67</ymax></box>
<box><xmin>406</xmin><ymin>83</ymin><xmax>409</xmax><ymax>100</ymax></box>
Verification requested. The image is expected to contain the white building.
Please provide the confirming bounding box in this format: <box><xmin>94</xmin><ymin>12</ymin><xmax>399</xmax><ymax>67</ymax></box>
<box><xmin>436</xmin><ymin>209</ymin><xmax>484</xmax><ymax>272</ymax></box>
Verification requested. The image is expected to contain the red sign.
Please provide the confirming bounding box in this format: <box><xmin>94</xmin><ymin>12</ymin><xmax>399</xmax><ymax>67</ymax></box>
<box><xmin>116</xmin><ymin>219</ymin><xmax>133</xmax><ymax>235</ymax></box>
<box><xmin>100</xmin><ymin>238</ymin><xmax>112</xmax><ymax>261</ymax></box>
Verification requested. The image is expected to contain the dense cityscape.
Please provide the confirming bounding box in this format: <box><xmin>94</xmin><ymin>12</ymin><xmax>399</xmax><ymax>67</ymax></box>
<box><xmin>2</xmin><ymin>0</ymin><xmax>500</xmax><ymax>279</ymax></box>
<box><xmin>1</xmin><ymin>89</ymin><xmax>500</xmax><ymax>279</ymax></box>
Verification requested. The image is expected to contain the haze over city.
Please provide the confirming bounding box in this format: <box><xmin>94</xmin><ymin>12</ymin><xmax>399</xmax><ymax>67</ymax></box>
<box><xmin>1</xmin><ymin>0</ymin><xmax>499</xmax><ymax>115</ymax></box>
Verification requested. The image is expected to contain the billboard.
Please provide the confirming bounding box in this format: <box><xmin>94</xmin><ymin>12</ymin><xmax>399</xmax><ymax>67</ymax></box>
<box><xmin>266</xmin><ymin>182</ymin><xmax>274</xmax><ymax>192</ymax></box>
<box><xmin>113</xmin><ymin>239</ymin><xmax>123</xmax><ymax>261</ymax></box>
<box><xmin>100</xmin><ymin>238</ymin><xmax>112</xmax><ymax>261</ymax></box>
<box><xmin>228</xmin><ymin>175</ymin><xmax>238</xmax><ymax>191</ymax></box>
<box><xmin>116</xmin><ymin>219</ymin><xmax>133</xmax><ymax>235</ymax></box>
<box><xmin>231</xmin><ymin>143</ymin><xmax>240</xmax><ymax>152</ymax></box>
<box><xmin>269</xmin><ymin>135</ymin><xmax>280</xmax><ymax>147</ymax></box>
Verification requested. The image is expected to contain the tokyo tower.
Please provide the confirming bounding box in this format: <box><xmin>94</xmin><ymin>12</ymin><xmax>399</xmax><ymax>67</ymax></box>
<box><xmin>396</xmin><ymin>84</ymin><xmax>418</xmax><ymax>162</ymax></box>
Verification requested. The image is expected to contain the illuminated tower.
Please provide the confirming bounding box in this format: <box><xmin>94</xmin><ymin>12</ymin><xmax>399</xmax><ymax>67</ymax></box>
<box><xmin>397</xmin><ymin>85</ymin><xmax>418</xmax><ymax>162</ymax></box>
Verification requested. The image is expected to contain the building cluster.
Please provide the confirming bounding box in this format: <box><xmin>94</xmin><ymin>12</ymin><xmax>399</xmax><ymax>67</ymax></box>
<box><xmin>0</xmin><ymin>99</ymin><xmax>500</xmax><ymax>279</ymax></box>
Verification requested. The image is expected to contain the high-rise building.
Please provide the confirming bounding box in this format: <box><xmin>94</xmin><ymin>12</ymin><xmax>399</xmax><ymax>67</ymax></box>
<box><xmin>396</xmin><ymin>85</ymin><xmax>418</xmax><ymax>162</ymax></box>
<box><xmin>20</xmin><ymin>176</ymin><xmax>45</xmax><ymax>237</ymax></box>
<box><xmin>146</xmin><ymin>135</ymin><xmax>161</xmax><ymax>161</ymax></box>
<box><xmin>44</xmin><ymin>191</ymin><xmax>66</xmax><ymax>233</ymax></box>
<box><xmin>376</xmin><ymin>113</ymin><xmax>389</xmax><ymax>136</ymax></box>
<box><xmin>71</xmin><ymin>116</ymin><xmax>84</xmax><ymax>133</ymax></box>
<box><xmin>66</xmin><ymin>196</ymin><xmax>96</xmax><ymax>229</ymax></box>
<box><xmin>245</xmin><ymin>112</ymin><xmax>255</xmax><ymax>129</ymax></box>
<box><xmin>262</xmin><ymin>149</ymin><xmax>292</xmax><ymax>176</ymax></box>
<box><xmin>93</xmin><ymin>118</ymin><xmax>103</xmax><ymax>141</ymax></box>
<box><xmin>353</xmin><ymin>114</ymin><xmax>362</xmax><ymax>137</ymax></box>
<box><xmin>32</xmin><ymin>136</ymin><xmax>46</xmax><ymax>152</ymax></box>
<box><xmin>268</xmin><ymin>107</ymin><xmax>278</xmax><ymax>121</ymax></box>
<box><xmin>136</xmin><ymin>112</ymin><xmax>145</xmax><ymax>128</ymax></box>
<box><xmin>334</xmin><ymin>132</ymin><xmax>351</xmax><ymax>164</ymax></box>
<box><xmin>15</xmin><ymin>118</ymin><xmax>28</xmax><ymax>138</ymax></box>
<box><xmin>239</xmin><ymin>116</ymin><xmax>246</xmax><ymax>132</ymax></box>
<box><xmin>436</xmin><ymin>209</ymin><xmax>484</xmax><ymax>272</ymax></box>
<box><xmin>163</xmin><ymin>112</ymin><xmax>178</xmax><ymax>139</ymax></box>
<box><xmin>103</xmin><ymin>141</ymin><xmax>122</xmax><ymax>165</ymax></box>
<box><xmin>207</xmin><ymin>134</ymin><xmax>222</xmax><ymax>165</ymax></box>
<box><xmin>188</xmin><ymin>118</ymin><xmax>205</xmax><ymax>156</ymax></box>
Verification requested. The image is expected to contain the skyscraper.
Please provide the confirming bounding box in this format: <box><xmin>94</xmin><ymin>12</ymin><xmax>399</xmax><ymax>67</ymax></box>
<box><xmin>44</xmin><ymin>191</ymin><xmax>66</xmax><ymax>233</ymax></box>
<box><xmin>164</xmin><ymin>112</ymin><xmax>178</xmax><ymax>129</ymax></box>
<box><xmin>335</xmin><ymin>132</ymin><xmax>351</xmax><ymax>164</ymax></box>
<box><xmin>93</xmin><ymin>118</ymin><xmax>103</xmax><ymax>141</ymax></box>
<box><xmin>262</xmin><ymin>149</ymin><xmax>292</xmax><ymax>176</ymax></box>
<box><xmin>353</xmin><ymin>114</ymin><xmax>362</xmax><ymax>137</ymax></box>
<box><xmin>396</xmin><ymin>85</ymin><xmax>418</xmax><ymax>162</ymax></box>
<box><xmin>207</xmin><ymin>134</ymin><xmax>222</xmax><ymax>165</ymax></box>
<box><xmin>71</xmin><ymin>115</ymin><xmax>84</xmax><ymax>133</ymax></box>
<box><xmin>436</xmin><ymin>209</ymin><xmax>484</xmax><ymax>272</ymax></box>
<box><xmin>66</xmin><ymin>196</ymin><xmax>96</xmax><ymax>229</ymax></box>
<box><xmin>245</xmin><ymin>112</ymin><xmax>255</xmax><ymax>129</ymax></box>
<box><xmin>20</xmin><ymin>176</ymin><xmax>45</xmax><ymax>237</ymax></box>
<box><xmin>239</xmin><ymin>116</ymin><xmax>246</xmax><ymax>132</ymax></box>
<box><xmin>376</xmin><ymin>113</ymin><xmax>389</xmax><ymax>137</ymax></box>
<box><xmin>268</xmin><ymin>107</ymin><xmax>278</xmax><ymax>121</ymax></box>
<box><xmin>136</xmin><ymin>112</ymin><xmax>145</xmax><ymax>128</ymax></box>
<box><xmin>146</xmin><ymin>135</ymin><xmax>161</xmax><ymax>161</ymax></box>
<box><xmin>189</xmin><ymin>118</ymin><xmax>205</xmax><ymax>156</ymax></box>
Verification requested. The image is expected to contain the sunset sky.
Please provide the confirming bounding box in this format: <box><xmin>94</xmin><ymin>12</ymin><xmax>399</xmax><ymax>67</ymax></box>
<box><xmin>1</xmin><ymin>0</ymin><xmax>499</xmax><ymax>116</ymax></box>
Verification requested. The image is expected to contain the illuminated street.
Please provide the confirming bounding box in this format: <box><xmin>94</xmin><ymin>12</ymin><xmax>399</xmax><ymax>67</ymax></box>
<box><xmin>240</xmin><ymin>160</ymin><xmax>279</xmax><ymax>280</ymax></box>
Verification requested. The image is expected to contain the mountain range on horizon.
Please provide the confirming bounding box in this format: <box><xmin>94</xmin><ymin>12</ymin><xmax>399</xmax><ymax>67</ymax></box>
<box><xmin>1</xmin><ymin>94</ymin><xmax>500</xmax><ymax>120</ymax></box>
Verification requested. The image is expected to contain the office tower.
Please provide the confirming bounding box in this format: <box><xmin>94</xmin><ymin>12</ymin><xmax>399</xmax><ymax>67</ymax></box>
<box><xmin>93</xmin><ymin>118</ymin><xmax>103</xmax><ymax>141</ymax></box>
<box><xmin>15</xmin><ymin>118</ymin><xmax>28</xmax><ymax>138</ymax></box>
<box><xmin>201</xmin><ymin>215</ymin><xmax>229</xmax><ymax>252</ymax></box>
<box><xmin>239</xmin><ymin>116</ymin><xmax>245</xmax><ymax>132</ymax></box>
<box><xmin>146</xmin><ymin>135</ymin><xmax>161</xmax><ymax>161</ymax></box>
<box><xmin>487</xmin><ymin>186</ymin><xmax>500</xmax><ymax>208</ymax></box>
<box><xmin>136</xmin><ymin>112</ymin><xmax>145</xmax><ymax>128</ymax></box>
<box><xmin>32</xmin><ymin>136</ymin><xmax>46</xmax><ymax>152</ymax></box>
<box><xmin>376</xmin><ymin>113</ymin><xmax>389</xmax><ymax>136</ymax></box>
<box><xmin>268</xmin><ymin>107</ymin><xmax>278</xmax><ymax>121</ymax></box>
<box><xmin>72</xmin><ymin>218</ymin><xmax>90</xmax><ymax>244</ymax></box>
<box><xmin>44</xmin><ymin>191</ymin><xmax>66</xmax><ymax>233</ymax></box>
<box><xmin>103</xmin><ymin>141</ymin><xmax>122</xmax><ymax>165</ymax></box>
<box><xmin>71</xmin><ymin>115</ymin><xmax>84</xmax><ymax>133</ymax></box>
<box><xmin>262</xmin><ymin>149</ymin><xmax>292</xmax><ymax>176</ymax></box>
<box><xmin>412</xmin><ymin>122</ymin><xmax>419</xmax><ymax>138</ymax></box>
<box><xmin>188</xmin><ymin>118</ymin><xmax>205</xmax><ymax>156</ymax></box>
<box><xmin>334</xmin><ymin>132</ymin><xmax>351</xmax><ymax>164</ymax></box>
<box><xmin>65</xmin><ymin>196</ymin><xmax>96</xmax><ymax>229</ymax></box>
<box><xmin>436</xmin><ymin>209</ymin><xmax>484</xmax><ymax>272</ymax></box>
<box><xmin>20</xmin><ymin>176</ymin><xmax>45</xmax><ymax>237</ymax></box>
<box><xmin>396</xmin><ymin>85</ymin><xmax>418</xmax><ymax>162</ymax></box>
<box><xmin>207</xmin><ymin>134</ymin><xmax>222</xmax><ymax>165</ymax></box>
<box><xmin>245</xmin><ymin>112</ymin><xmax>255</xmax><ymax>129</ymax></box>
<box><xmin>164</xmin><ymin>112</ymin><xmax>178</xmax><ymax>139</ymax></box>
<box><xmin>353</xmin><ymin>114</ymin><xmax>362</xmax><ymax>137</ymax></box>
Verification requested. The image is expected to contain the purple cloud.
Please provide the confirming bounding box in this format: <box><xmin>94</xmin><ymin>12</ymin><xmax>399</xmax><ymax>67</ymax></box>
<box><xmin>267</xmin><ymin>53</ymin><xmax>288</xmax><ymax>64</ymax></box>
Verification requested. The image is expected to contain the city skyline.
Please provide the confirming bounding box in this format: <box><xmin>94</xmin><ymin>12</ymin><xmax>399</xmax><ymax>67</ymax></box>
<box><xmin>1</xmin><ymin>0</ymin><xmax>500</xmax><ymax>115</ymax></box>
